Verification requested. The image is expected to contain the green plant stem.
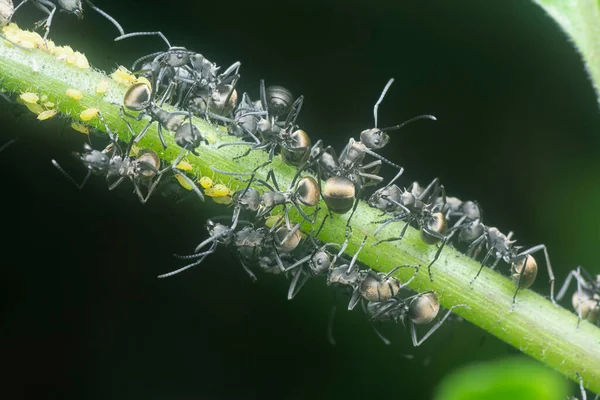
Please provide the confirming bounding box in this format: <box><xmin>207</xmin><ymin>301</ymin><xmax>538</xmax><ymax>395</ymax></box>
<box><xmin>1</xmin><ymin>37</ymin><xmax>599</xmax><ymax>393</ymax></box>
<box><xmin>533</xmin><ymin>0</ymin><xmax>600</xmax><ymax>107</ymax></box>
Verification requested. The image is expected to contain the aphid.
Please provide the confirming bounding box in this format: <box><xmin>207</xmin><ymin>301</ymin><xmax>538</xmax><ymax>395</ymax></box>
<box><xmin>19</xmin><ymin>92</ymin><xmax>38</xmax><ymax>103</ymax></box>
<box><xmin>556</xmin><ymin>266</ymin><xmax>599</xmax><ymax>328</ymax></box>
<box><xmin>80</xmin><ymin>107</ymin><xmax>99</xmax><ymax>121</ymax></box>
<box><xmin>10</xmin><ymin>0</ymin><xmax>124</xmax><ymax>40</ymax></box>
<box><xmin>372</xmin><ymin>176</ymin><xmax>451</xmax><ymax>281</ymax></box>
<box><xmin>465</xmin><ymin>221</ymin><xmax>555</xmax><ymax>307</ymax></box>
<box><xmin>111</xmin><ymin>66</ymin><xmax>137</xmax><ymax>86</ymax></box>
<box><xmin>366</xmin><ymin>291</ymin><xmax>467</xmax><ymax>346</ymax></box>
<box><xmin>66</xmin><ymin>51</ymin><xmax>89</xmax><ymax>69</ymax></box>
<box><xmin>53</xmin><ymin>44</ymin><xmax>73</xmax><ymax>60</ymax></box>
<box><xmin>37</xmin><ymin>108</ymin><xmax>56</xmax><ymax>120</ymax></box>
<box><xmin>95</xmin><ymin>80</ymin><xmax>109</xmax><ymax>95</ymax></box>
<box><xmin>174</xmin><ymin>173</ymin><xmax>193</xmax><ymax>191</ymax></box>
<box><xmin>205</xmin><ymin>183</ymin><xmax>230</xmax><ymax>198</ymax></box>
<box><xmin>70</xmin><ymin>121</ymin><xmax>89</xmax><ymax>134</ymax></box>
<box><xmin>162</xmin><ymin>218</ymin><xmax>301</xmax><ymax>280</ymax></box>
<box><xmin>175</xmin><ymin>160</ymin><xmax>193</xmax><ymax>172</ymax></box>
<box><xmin>199</xmin><ymin>176</ymin><xmax>213</xmax><ymax>189</ymax></box>
<box><xmin>23</xmin><ymin>101</ymin><xmax>44</xmax><ymax>114</ymax></box>
<box><xmin>65</xmin><ymin>88</ymin><xmax>82</xmax><ymax>100</ymax></box>
<box><xmin>217</xmin><ymin>80</ymin><xmax>310</xmax><ymax>167</ymax></box>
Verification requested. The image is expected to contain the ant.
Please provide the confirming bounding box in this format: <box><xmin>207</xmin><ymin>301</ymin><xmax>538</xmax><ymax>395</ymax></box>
<box><xmin>556</xmin><ymin>266</ymin><xmax>599</xmax><ymax>328</ymax></box>
<box><xmin>366</xmin><ymin>291</ymin><xmax>467</xmax><ymax>346</ymax></box>
<box><xmin>11</xmin><ymin>0</ymin><xmax>124</xmax><ymax>40</ymax></box>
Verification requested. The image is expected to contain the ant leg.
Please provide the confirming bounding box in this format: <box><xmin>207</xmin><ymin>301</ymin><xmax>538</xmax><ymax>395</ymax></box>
<box><xmin>36</xmin><ymin>0</ymin><xmax>56</xmax><ymax>41</ymax></box>
<box><xmin>347</xmin><ymin>289</ymin><xmax>362</xmax><ymax>311</ymax></box>
<box><xmin>374</xmin><ymin>216</ymin><xmax>413</xmax><ymax>245</ymax></box>
<box><xmin>288</xmin><ymin>268</ymin><xmax>312</xmax><ymax>300</ymax></box>
<box><xmin>556</xmin><ymin>268</ymin><xmax>581</xmax><ymax>301</ymax></box>
<box><xmin>471</xmin><ymin>252</ymin><xmax>494</xmax><ymax>286</ymax></box>
<box><xmin>576</xmin><ymin>266</ymin><xmax>583</xmax><ymax>329</ymax></box>
<box><xmin>411</xmin><ymin>304</ymin><xmax>468</xmax><ymax>346</ymax></box>
<box><xmin>395</xmin><ymin>265</ymin><xmax>420</xmax><ymax>289</ymax></box>
<box><xmin>422</xmin><ymin>230</ymin><xmax>448</xmax><ymax>282</ymax></box>
<box><xmin>346</xmin><ymin>236</ymin><xmax>368</xmax><ymax>274</ymax></box>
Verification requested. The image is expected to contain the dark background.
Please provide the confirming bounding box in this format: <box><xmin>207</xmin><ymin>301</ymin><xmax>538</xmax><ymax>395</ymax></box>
<box><xmin>1</xmin><ymin>0</ymin><xmax>598</xmax><ymax>399</ymax></box>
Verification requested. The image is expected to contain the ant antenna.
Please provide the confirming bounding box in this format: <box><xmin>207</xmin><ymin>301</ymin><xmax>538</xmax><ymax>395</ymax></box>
<box><xmin>85</xmin><ymin>1</ymin><xmax>125</xmax><ymax>36</ymax></box>
<box><xmin>114</xmin><ymin>31</ymin><xmax>172</xmax><ymax>48</ymax></box>
<box><xmin>381</xmin><ymin>114</ymin><xmax>437</xmax><ymax>132</ymax></box>
<box><xmin>374</xmin><ymin>78</ymin><xmax>395</xmax><ymax>128</ymax></box>
<box><xmin>385</xmin><ymin>167</ymin><xmax>405</xmax><ymax>187</ymax></box>
<box><xmin>0</xmin><ymin>138</ymin><xmax>16</xmax><ymax>154</ymax></box>
<box><xmin>51</xmin><ymin>159</ymin><xmax>90</xmax><ymax>190</ymax></box>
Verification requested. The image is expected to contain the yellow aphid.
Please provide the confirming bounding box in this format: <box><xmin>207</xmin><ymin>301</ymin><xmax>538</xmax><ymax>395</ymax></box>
<box><xmin>19</xmin><ymin>40</ymin><xmax>36</xmax><ymax>49</ymax></box>
<box><xmin>66</xmin><ymin>88</ymin><xmax>83</xmax><ymax>100</ymax></box>
<box><xmin>80</xmin><ymin>107</ymin><xmax>99</xmax><ymax>121</ymax></box>
<box><xmin>110</xmin><ymin>66</ymin><xmax>137</xmax><ymax>86</ymax></box>
<box><xmin>43</xmin><ymin>101</ymin><xmax>55</xmax><ymax>108</ymax></box>
<box><xmin>2</xmin><ymin>23</ymin><xmax>18</xmax><ymax>35</ymax></box>
<box><xmin>176</xmin><ymin>160</ymin><xmax>193</xmax><ymax>172</ymax></box>
<box><xmin>66</xmin><ymin>51</ymin><xmax>89</xmax><ymax>69</ymax></box>
<box><xmin>136</xmin><ymin>76</ymin><xmax>152</xmax><ymax>89</ymax></box>
<box><xmin>175</xmin><ymin>174</ymin><xmax>193</xmax><ymax>191</ymax></box>
<box><xmin>95</xmin><ymin>80</ymin><xmax>109</xmax><ymax>95</ymax></box>
<box><xmin>21</xmin><ymin>31</ymin><xmax>43</xmax><ymax>47</ymax></box>
<box><xmin>198</xmin><ymin>176</ymin><xmax>214</xmax><ymax>189</ymax></box>
<box><xmin>205</xmin><ymin>184</ymin><xmax>231</xmax><ymax>197</ymax></box>
<box><xmin>37</xmin><ymin>109</ymin><xmax>57</xmax><ymax>121</ymax></box>
<box><xmin>20</xmin><ymin>92</ymin><xmax>39</xmax><ymax>104</ymax></box>
<box><xmin>54</xmin><ymin>45</ymin><xmax>74</xmax><ymax>60</ymax></box>
<box><xmin>212</xmin><ymin>196</ymin><xmax>233</xmax><ymax>205</ymax></box>
<box><xmin>71</xmin><ymin>122</ymin><xmax>90</xmax><ymax>135</ymax></box>
<box><xmin>24</xmin><ymin>102</ymin><xmax>44</xmax><ymax>115</ymax></box>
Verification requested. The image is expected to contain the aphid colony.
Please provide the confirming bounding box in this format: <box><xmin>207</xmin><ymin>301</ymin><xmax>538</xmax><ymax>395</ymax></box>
<box><xmin>3</xmin><ymin>7</ymin><xmax>597</xmax><ymax>351</ymax></box>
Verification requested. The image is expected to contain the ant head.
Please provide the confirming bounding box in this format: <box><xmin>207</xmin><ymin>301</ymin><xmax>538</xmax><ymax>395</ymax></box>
<box><xmin>360</xmin><ymin>128</ymin><xmax>390</xmax><ymax>150</ymax></box>
<box><xmin>58</xmin><ymin>0</ymin><xmax>83</xmax><ymax>18</ymax></box>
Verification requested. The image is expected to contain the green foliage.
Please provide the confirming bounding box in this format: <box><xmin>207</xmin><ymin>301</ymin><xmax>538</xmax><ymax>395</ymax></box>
<box><xmin>435</xmin><ymin>356</ymin><xmax>569</xmax><ymax>400</ymax></box>
<box><xmin>533</xmin><ymin>0</ymin><xmax>600</xmax><ymax>107</ymax></box>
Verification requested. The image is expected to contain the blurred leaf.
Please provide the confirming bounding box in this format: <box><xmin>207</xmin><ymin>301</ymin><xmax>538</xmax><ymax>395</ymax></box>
<box><xmin>434</xmin><ymin>356</ymin><xmax>569</xmax><ymax>400</ymax></box>
<box><xmin>532</xmin><ymin>0</ymin><xmax>600</xmax><ymax>107</ymax></box>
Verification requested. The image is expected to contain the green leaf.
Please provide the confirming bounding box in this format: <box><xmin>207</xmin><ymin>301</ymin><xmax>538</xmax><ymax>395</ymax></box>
<box><xmin>435</xmin><ymin>356</ymin><xmax>569</xmax><ymax>400</ymax></box>
<box><xmin>532</xmin><ymin>0</ymin><xmax>600</xmax><ymax>107</ymax></box>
